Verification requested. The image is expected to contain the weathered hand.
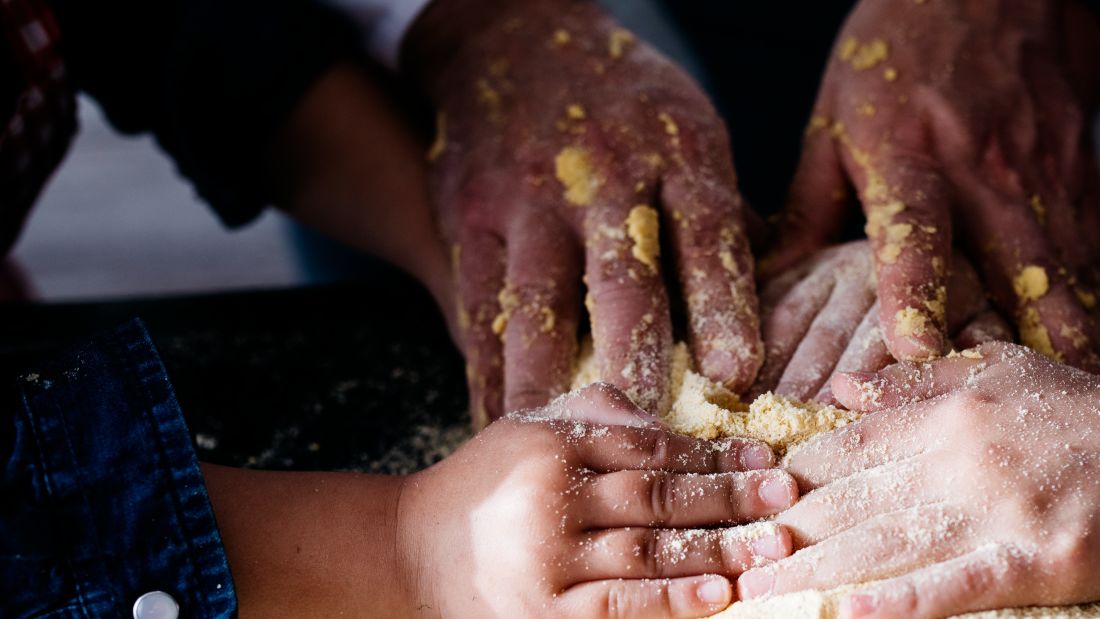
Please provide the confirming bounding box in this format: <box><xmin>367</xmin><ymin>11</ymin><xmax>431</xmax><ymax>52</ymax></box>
<box><xmin>751</xmin><ymin>240</ymin><xmax>1011</xmax><ymax>402</ymax></box>
<box><xmin>400</xmin><ymin>384</ymin><xmax>799</xmax><ymax>618</ymax></box>
<box><xmin>404</xmin><ymin>0</ymin><xmax>762</xmax><ymax>425</ymax></box>
<box><xmin>736</xmin><ymin>342</ymin><xmax>1100</xmax><ymax>618</ymax></box>
<box><xmin>766</xmin><ymin>0</ymin><xmax>1100</xmax><ymax>369</ymax></box>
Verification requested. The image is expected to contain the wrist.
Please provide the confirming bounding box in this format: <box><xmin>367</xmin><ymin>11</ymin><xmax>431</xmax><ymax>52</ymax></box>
<box><xmin>393</xmin><ymin>470</ymin><xmax>441</xmax><ymax>616</ymax></box>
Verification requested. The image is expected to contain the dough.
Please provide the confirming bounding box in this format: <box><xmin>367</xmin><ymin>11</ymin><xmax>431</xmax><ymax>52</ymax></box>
<box><xmin>571</xmin><ymin>341</ymin><xmax>1100</xmax><ymax>619</ymax></box>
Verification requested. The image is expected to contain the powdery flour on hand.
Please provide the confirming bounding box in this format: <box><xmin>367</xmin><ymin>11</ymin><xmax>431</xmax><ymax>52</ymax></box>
<box><xmin>571</xmin><ymin>340</ymin><xmax>1100</xmax><ymax>619</ymax></box>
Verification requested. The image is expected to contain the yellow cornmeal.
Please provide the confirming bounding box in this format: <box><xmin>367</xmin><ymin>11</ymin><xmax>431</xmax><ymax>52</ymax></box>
<box><xmin>877</xmin><ymin>222</ymin><xmax>912</xmax><ymax>264</ymax></box>
<box><xmin>608</xmin><ymin>28</ymin><xmax>634</xmax><ymax>59</ymax></box>
<box><xmin>571</xmin><ymin>340</ymin><xmax>1097</xmax><ymax>618</ymax></box>
<box><xmin>1013</xmin><ymin>265</ymin><xmax>1049</xmax><ymax>302</ymax></box>
<box><xmin>571</xmin><ymin>341</ymin><xmax>859</xmax><ymax>453</ymax></box>
<box><xmin>837</xmin><ymin>36</ymin><xmax>889</xmax><ymax>70</ymax></box>
<box><xmin>426</xmin><ymin>112</ymin><xmax>447</xmax><ymax>162</ymax></box>
<box><xmin>625</xmin><ymin>205</ymin><xmax>660</xmax><ymax>273</ymax></box>
<box><xmin>565</xmin><ymin>104</ymin><xmax>586</xmax><ymax>120</ymax></box>
<box><xmin>554</xmin><ymin>146</ymin><xmax>601</xmax><ymax>206</ymax></box>
<box><xmin>1019</xmin><ymin>306</ymin><xmax>1059</xmax><ymax>361</ymax></box>
<box><xmin>894</xmin><ymin>306</ymin><xmax>930</xmax><ymax>338</ymax></box>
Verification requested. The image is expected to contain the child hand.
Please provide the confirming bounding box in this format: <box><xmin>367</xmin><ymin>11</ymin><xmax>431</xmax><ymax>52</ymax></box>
<box><xmin>399</xmin><ymin>383</ymin><xmax>799</xmax><ymax>617</ymax></box>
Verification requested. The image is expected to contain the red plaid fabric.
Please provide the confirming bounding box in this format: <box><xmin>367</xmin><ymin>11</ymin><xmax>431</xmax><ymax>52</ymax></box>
<box><xmin>0</xmin><ymin>0</ymin><xmax>75</xmax><ymax>251</ymax></box>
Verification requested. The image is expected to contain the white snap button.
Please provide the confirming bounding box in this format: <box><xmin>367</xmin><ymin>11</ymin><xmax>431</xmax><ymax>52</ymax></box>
<box><xmin>133</xmin><ymin>591</ymin><xmax>179</xmax><ymax>619</ymax></box>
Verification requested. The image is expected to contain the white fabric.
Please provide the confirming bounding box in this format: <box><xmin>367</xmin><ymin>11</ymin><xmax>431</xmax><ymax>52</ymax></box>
<box><xmin>322</xmin><ymin>0</ymin><xmax>436</xmax><ymax>71</ymax></box>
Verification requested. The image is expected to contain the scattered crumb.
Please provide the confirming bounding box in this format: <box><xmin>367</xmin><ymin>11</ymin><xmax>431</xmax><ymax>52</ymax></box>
<box><xmin>838</xmin><ymin>37</ymin><xmax>890</xmax><ymax>70</ymax></box>
<box><xmin>625</xmin><ymin>205</ymin><xmax>660</xmax><ymax>272</ymax></box>
<box><xmin>572</xmin><ymin>341</ymin><xmax>858</xmax><ymax>453</ymax></box>
<box><xmin>1013</xmin><ymin>266</ymin><xmax>1049</xmax><ymax>302</ymax></box>
<box><xmin>894</xmin><ymin>306</ymin><xmax>930</xmax><ymax>338</ymax></box>
<box><xmin>608</xmin><ymin>28</ymin><xmax>634</xmax><ymax>59</ymax></box>
<box><xmin>555</xmin><ymin>146</ymin><xmax>601</xmax><ymax>206</ymax></box>
<box><xmin>426</xmin><ymin>112</ymin><xmax>447</xmax><ymax>162</ymax></box>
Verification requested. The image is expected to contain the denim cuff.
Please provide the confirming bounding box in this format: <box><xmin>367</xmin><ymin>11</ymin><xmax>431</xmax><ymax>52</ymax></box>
<box><xmin>1</xmin><ymin>319</ymin><xmax>237</xmax><ymax>618</ymax></box>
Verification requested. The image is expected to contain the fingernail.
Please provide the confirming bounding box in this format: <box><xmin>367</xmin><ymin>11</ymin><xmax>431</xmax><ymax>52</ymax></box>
<box><xmin>740</xmin><ymin>444</ymin><xmax>774</xmax><ymax>470</ymax></box>
<box><xmin>696</xmin><ymin>577</ymin><xmax>731</xmax><ymax>605</ymax></box>
<box><xmin>702</xmin><ymin>350</ymin><xmax>737</xmax><ymax>381</ymax></box>
<box><xmin>737</xmin><ymin>569</ymin><xmax>774</xmax><ymax>599</ymax></box>
<box><xmin>758</xmin><ymin>476</ymin><xmax>794</xmax><ymax>509</ymax></box>
<box><xmin>842</xmin><ymin>372</ymin><xmax>877</xmax><ymax>383</ymax></box>
<box><xmin>750</xmin><ymin>534</ymin><xmax>788</xmax><ymax>560</ymax></box>
<box><xmin>843</xmin><ymin>593</ymin><xmax>878</xmax><ymax>617</ymax></box>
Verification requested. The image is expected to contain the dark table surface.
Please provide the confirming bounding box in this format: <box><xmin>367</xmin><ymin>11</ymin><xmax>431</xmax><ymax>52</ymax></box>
<box><xmin>0</xmin><ymin>267</ymin><xmax>472</xmax><ymax>474</ymax></box>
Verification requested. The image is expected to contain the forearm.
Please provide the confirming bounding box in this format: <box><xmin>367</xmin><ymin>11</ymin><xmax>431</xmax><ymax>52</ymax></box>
<box><xmin>269</xmin><ymin>64</ymin><xmax>454</xmax><ymax>315</ymax></box>
<box><xmin>202</xmin><ymin>464</ymin><xmax>413</xmax><ymax>618</ymax></box>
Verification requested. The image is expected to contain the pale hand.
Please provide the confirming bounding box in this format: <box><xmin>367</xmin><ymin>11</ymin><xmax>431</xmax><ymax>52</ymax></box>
<box><xmin>737</xmin><ymin>342</ymin><xmax>1100</xmax><ymax>618</ymax></box>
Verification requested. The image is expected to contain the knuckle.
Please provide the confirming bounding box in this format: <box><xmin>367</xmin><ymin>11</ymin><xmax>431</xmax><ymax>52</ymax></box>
<box><xmin>637</xmin><ymin>528</ymin><xmax>664</xmax><ymax>576</ymax></box>
<box><xmin>647</xmin><ymin>472</ymin><xmax>675</xmax><ymax>525</ymax></box>
<box><xmin>604</xmin><ymin>582</ymin><xmax>630</xmax><ymax>619</ymax></box>
<box><xmin>1047</xmin><ymin>531</ymin><xmax>1089</xmax><ymax>577</ymax></box>
<box><xmin>505</xmin><ymin>385</ymin><xmax>556</xmax><ymax>412</ymax></box>
<box><xmin>948</xmin><ymin>388</ymin><xmax>1000</xmax><ymax>415</ymax></box>
<box><xmin>589</xmin><ymin>276</ymin><xmax>658</xmax><ymax>309</ymax></box>
<box><xmin>716</xmin><ymin>530</ymin><xmax>746</xmax><ymax>573</ymax></box>
<box><xmin>953</xmin><ymin>560</ymin><xmax>999</xmax><ymax>600</ymax></box>
<box><xmin>645</xmin><ymin>432</ymin><xmax>673</xmax><ymax>470</ymax></box>
<box><xmin>579</xmin><ymin>382</ymin><xmax>633</xmax><ymax>411</ymax></box>
<box><xmin>873</xmin><ymin>580</ymin><xmax>919</xmax><ymax>615</ymax></box>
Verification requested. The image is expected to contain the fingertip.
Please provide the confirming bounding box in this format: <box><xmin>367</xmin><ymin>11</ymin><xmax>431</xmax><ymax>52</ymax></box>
<box><xmin>813</xmin><ymin>382</ymin><xmax>840</xmax><ymax>407</ymax></box>
<box><xmin>568</xmin><ymin>382</ymin><xmax>664</xmax><ymax>427</ymax></box>
<box><xmin>829</xmin><ymin>371</ymin><xmax>882</xmax><ymax>412</ymax></box>
<box><xmin>750</xmin><ymin>524</ymin><xmax>794</xmax><ymax>561</ymax></box>
<box><xmin>757</xmin><ymin>470</ymin><xmax>799</xmax><ymax>511</ymax></box>
<box><xmin>840</xmin><ymin>592</ymin><xmax>879</xmax><ymax>619</ymax></box>
<box><xmin>693</xmin><ymin>575</ymin><xmax>733</xmax><ymax>608</ymax></box>
<box><xmin>884</xmin><ymin>312</ymin><xmax>946</xmax><ymax>363</ymax></box>
<box><xmin>701</xmin><ymin>347</ymin><xmax>764</xmax><ymax>398</ymax></box>
<box><xmin>736</xmin><ymin>568</ymin><xmax>775</xmax><ymax>600</ymax></box>
<box><xmin>701</xmin><ymin>349</ymin><xmax>740</xmax><ymax>387</ymax></box>
<box><xmin>738</xmin><ymin>441</ymin><xmax>776</xmax><ymax>471</ymax></box>
<box><xmin>889</xmin><ymin>331</ymin><xmax>945</xmax><ymax>363</ymax></box>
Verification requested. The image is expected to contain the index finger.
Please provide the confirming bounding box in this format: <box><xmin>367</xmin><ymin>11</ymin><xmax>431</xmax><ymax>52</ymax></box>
<box><xmin>850</xmin><ymin>149</ymin><xmax>953</xmax><ymax>362</ymax></box>
<box><xmin>659</xmin><ymin>108</ymin><xmax>763</xmax><ymax>392</ymax></box>
<box><xmin>572</xmin><ymin>425</ymin><xmax>777</xmax><ymax>475</ymax></box>
<box><xmin>520</xmin><ymin>383</ymin><xmax>777</xmax><ymax>472</ymax></box>
<box><xmin>582</xmin><ymin>171</ymin><xmax>673</xmax><ymax>413</ymax></box>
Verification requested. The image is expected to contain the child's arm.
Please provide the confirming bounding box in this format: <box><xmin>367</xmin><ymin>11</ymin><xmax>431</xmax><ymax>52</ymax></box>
<box><xmin>205</xmin><ymin>384</ymin><xmax>801</xmax><ymax>618</ymax></box>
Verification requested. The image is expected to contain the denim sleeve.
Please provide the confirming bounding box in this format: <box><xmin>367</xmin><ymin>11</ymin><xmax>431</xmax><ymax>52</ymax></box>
<box><xmin>46</xmin><ymin>0</ymin><xmax>360</xmax><ymax>227</ymax></box>
<box><xmin>0</xmin><ymin>320</ymin><xmax>237</xmax><ymax>618</ymax></box>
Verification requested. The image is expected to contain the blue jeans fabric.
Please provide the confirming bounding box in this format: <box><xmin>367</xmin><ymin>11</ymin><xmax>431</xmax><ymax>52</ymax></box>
<box><xmin>1</xmin><ymin>319</ymin><xmax>237</xmax><ymax>618</ymax></box>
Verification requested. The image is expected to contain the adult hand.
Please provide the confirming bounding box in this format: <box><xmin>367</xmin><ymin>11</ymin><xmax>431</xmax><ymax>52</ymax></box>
<box><xmin>766</xmin><ymin>0</ymin><xmax>1100</xmax><ymax>369</ymax></box>
<box><xmin>735</xmin><ymin>342</ymin><xmax>1100</xmax><ymax>618</ymax></box>
<box><xmin>404</xmin><ymin>0</ymin><xmax>762</xmax><ymax>425</ymax></box>
<box><xmin>400</xmin><ymin>383</ymin><xmax>799</xmax><ymax>618</ymax></box>
<box><xmin>751</xmin><ymin>240</ymin><xmax>1011</xmax><ymax>402</ymax></box>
